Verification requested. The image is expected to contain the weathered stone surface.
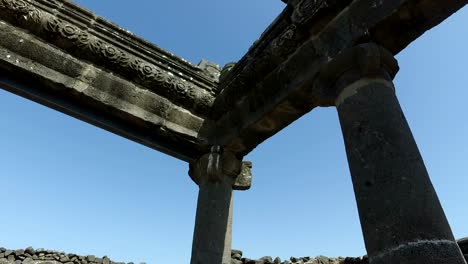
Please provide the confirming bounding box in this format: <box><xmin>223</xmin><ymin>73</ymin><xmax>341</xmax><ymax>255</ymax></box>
<box><xmin>0</xmin><ymin>246</ymin><xmax>140</xmax><ymax>264</ymax></box>
<box><xmin>0</xmin><ymin>0</ymin><xmax>218</xmax><ymax>112</ymax></box>
<box><xmin>0</xmin><ymin>16</ymin><xmax>215</xmax><ymax>162</ymax></box>
<box><xmin>190</xmin><ymin>147</ymin><xmax>242</xmax><ymax>264</ymax></box>
<box><xmin>0</xmin><ymin>0</ymin><xmax>466</xmax><ymax>263</ymax></box>
<box><xmin>211</xmin><ymin>0</ymin><xmax>467</xmax><ymax>157</ymax></box>
<box><xmin>332</xmin><ymin>44</ymin><xmax>465</xmax><ymax>264</ymax></box>
<box><xmin>0</xmin><ymin>0</ymin><xmax>226</xmax><ymax>162</ymax></box>
<box><xmin>458</xmin><ymin>238</ymin><xmax>468</xmax><ymax>253</ymax></box>
<box><xmin>232</xmin><ymin>249</ymin><xmax>243</xmax><ymax>260</ymax></box>
<box><xmin>233</xmin><ymin>161</ymin><xmax>253</xmax><ymax>191</ymax></box>
<box><xmin>1</xmin><ymin>0</ymin><xmax>465</xmax><ymax>162</ymax></box>
<box><xmin>224</xmin><ymin>238</ymin><xmax>468</xmax><ymax>264</ymax></box>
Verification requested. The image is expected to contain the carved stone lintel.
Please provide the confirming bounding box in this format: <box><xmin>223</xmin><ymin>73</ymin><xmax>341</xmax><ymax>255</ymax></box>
<box><xmin>0</xmin><ymin>0</ymin><xmax>216</xmax><ymax>115</ymax></box>
<box><xmin>314</xmin><ymin>43</ymin><xmax>399</xmax><ymax>106</ymax></box>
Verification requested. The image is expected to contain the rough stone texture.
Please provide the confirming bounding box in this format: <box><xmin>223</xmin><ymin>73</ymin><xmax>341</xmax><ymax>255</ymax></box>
<box><xmin>1</xmin><ymin>0</ymin><xmax>466</xmax><ymax>161</ymax></box>
<box><xmin>233</xmin><ymin>161</ymin><xmax>252</xmax><ymax>191</ymax></box>
<box><xmin>459</xmin><ymin>238</ymin><xmax>468</xmax><ymax>254</ymax></box>
<box><xmin>0</xmin><ymin>0</ymin><xmax>465</xmax><ymax>161</ymax></box>
<box><xmin>1</xmin><ymin>241</ymin><xmax>467</xmax><ymax>264</ymax></box>
<box><xmin>212</xmin><ymin>0</ymin><xmax>467</xmax><ymax>156</ymax></box>
<box><xmin>0</xmin><ymin>1</ymin><xmax>466</xmax><ymax>262</ymax></box>
<box><xmin>0</xmin><ymin>0</ymin><xmax>219</xmax><ymax>106</ymax></box>
<box><xmin>0</xmin><ymin>12</ymin><xmax>215</xmax><ymax>162</ymax></box>
<box><xmin>0</xmin><ymin>0</ymin><xmax>221</xmax><ymax>162</ymax></box>
<box><xmin>329</xmin><ymin>44</ymin><xmax>466</xmax><ymax>264</ymax></box>
<box><xmin>0</xmin><ymin>246</ymin><xmax>137</xmax><ymax>264</ymax></box>
<box><xmin>190</xmin><ymin>147</ymin><xmax>242</xmax><ymax>264</ymax></box>
<box><xmin>229</xmin><ymin>239</ymin><xmax>468</xmax><ymax>264</ymax></box>
<box><xmin>188</xmin><ymin>160</ymin><xmax>253</xmax><ymax>191</ymax></box>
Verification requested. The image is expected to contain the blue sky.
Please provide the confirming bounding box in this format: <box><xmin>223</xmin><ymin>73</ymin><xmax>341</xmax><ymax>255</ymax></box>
<box><xmin>1</xmin><ymin>1</ymin><xmax>467</xmax><ymax>263</ymax></box>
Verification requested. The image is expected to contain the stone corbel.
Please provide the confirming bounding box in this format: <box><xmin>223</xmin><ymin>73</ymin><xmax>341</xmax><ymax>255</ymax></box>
<box><xmin>189</xmin><ymin>146</ymin><xmax>252</xmax><ymax>190</ymax></box>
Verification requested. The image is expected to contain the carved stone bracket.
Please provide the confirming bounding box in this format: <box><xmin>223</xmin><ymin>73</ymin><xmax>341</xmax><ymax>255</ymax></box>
<box><xmin>0</xmin><ymin>0</ymin><xmax>216</xmax><ymax>116</ymax></box>
<box><xmin>189</xmin><ymin>146</ymin><xmax>252</xmax><ymax>190</ymax></box>
<box><xmin>233</xmin><ymin>161</ymin><xmax>252</xmax><ymax>191</ymax></box>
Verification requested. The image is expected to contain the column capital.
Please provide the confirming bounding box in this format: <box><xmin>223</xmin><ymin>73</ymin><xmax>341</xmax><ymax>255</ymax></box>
<box><xmin>314</xmin><ymin>43</ymin><xmax>399</xmax><ymax>106</ymax></box>
<box><xmin>189</xmin><ymin>146</ymin><xmax>252</xmax><ymax>190</ymax></box>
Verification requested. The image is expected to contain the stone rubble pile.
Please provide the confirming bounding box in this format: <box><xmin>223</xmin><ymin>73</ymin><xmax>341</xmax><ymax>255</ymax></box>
<box><xmin>1</xmin><ymin>238</ymin><xmax>467</xmax><ymax>264</ymax></box>
<box><xmin>0</xmin><ymin>247</ymin><xmax>138</xmax><ymax>264</ymax></box>
<box><xmin>230</xmin><ymin>237</ymin><xmax>468</xmax><ymax>264</ymax></box>
<box><xmin>230</xmin><ymin>250</ymin><xmax>367</xmax><ymax>264</ymax></box>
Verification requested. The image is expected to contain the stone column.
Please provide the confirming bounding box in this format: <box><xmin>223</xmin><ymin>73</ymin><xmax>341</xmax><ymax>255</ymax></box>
<box><xmin>189</xmin><ymin>146</ymin><xmax>244</xmax><ymax>264</ymax></box>
<box><xmin>317</xmin><ymin>43</ymin><xmax>466</xmax><ymax>264</ymax></box>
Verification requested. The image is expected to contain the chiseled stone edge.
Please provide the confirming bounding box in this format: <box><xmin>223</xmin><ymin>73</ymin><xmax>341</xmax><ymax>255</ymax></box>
<box><xmin>0</xmin><ymin>19</ymin><xmax>212</xmax><ymax>161</ymax></box>
<box><xmin>214</xmin><ymin>0</ymin><xmax>467</xmax><ymax>120</ymax></box>
<box><xmin>0</xmin><ymin>0</ymin><xmax>215</xmax><ymax>116</ymax></box>
<box><xmin>213</xmin><ymin>0</ymin><xmax>353</xmax><ymax>119</ymax></box>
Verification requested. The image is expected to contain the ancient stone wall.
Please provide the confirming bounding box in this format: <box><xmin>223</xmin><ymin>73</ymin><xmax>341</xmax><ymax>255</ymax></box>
<box><xmin>230</xmin><ymin>238</ymin><xmax>468</xmax><ymax>264</ymax></box>
<box><xmin>1</xmin><ymin>238</ymin><xmax>467</xmax><ymax>264</ymax></box>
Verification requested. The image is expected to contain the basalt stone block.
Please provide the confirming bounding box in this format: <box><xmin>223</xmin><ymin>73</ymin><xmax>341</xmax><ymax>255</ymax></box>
<box><xmin>259</xmin><ymin>256</ymin><xmax>273</xmax><ymax>263</ymax></box>
<box><xmin>25</xmin><ymin>247</ymin><xmax>35</xmax><ymax>255</ymax></box>
<box><xmin>232</xmin><ymin>253</ymin><xmax>242</xmax><ymax>261</ymax></box>
<box><xmin>458</xmin><ymin>237</ymin><xmax>468</xmax><ymax>253</ymax></box>
<box><xmin>231</xmin><ymin>250</ymin><xmax>243</xmax><ymax>257</ymax></box>
<box><xmin>243</xmin><ymin>258</ymin><xmax>256</xmax><ymax>264</ymax></box>
<box><xmin>14</xmin><ymin>249</ymin><xmax>24</xmax><ymax>256</ymax></box>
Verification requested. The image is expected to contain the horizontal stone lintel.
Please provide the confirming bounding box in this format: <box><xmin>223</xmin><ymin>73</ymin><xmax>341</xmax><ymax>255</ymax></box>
<box><xmin>0</xmin><ymin>0</ymin><xmax>218</xmax><ymax>117</ymax></box>
<box><xmin>216</xmin><ymin>0</ymin><xmax>467</xmax><ymax>118</ymax></box>
<box><xmin>0</xmin><ymin>20</ymin><xmax>214</xmax><ymax>162</ymax></box>
<box><xmin>1</xmin><ymin>0</ymin><xmax>466</xmax><ymax>160</ymax></box>
<box><xmin>213</xmin><ymin>0</ymin><xmax>467</xmax><ymax>156</ymax></box>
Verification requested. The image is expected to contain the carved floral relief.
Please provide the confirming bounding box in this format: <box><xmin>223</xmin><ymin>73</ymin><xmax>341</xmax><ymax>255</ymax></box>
<box><xmin>0</xmin><ymin>0</ymin><xmax>214</xmax><ymax>114</ymax></box>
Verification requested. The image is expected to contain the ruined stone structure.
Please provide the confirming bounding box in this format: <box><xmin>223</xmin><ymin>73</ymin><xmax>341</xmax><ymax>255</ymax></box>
<box><xmin>1</xmin><ymin>239</ymin><xmax>468</xmax><ymax>264</ymax></box>
<box><xmin>0</xmin><ymin>0</ymin><xmax>467</xmax><ymax>263</ymax></box>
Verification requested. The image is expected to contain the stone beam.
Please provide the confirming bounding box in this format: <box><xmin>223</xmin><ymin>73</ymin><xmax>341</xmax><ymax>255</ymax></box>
<box><xmin>0</xmin><ymin>0</ymin><xmax>219</xmax><ymax>162</ymax></box>
<box><xmin>212</xmin><ymin>0</ymin><xmax>467</xmax><ymax>156</ymax></box>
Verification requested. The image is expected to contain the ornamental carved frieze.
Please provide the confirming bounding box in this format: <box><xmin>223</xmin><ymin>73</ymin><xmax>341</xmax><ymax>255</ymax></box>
<box><xmin>213</xmin><ymin>0</ymin><xmax>350</xmax><ymax>120</ymax></box>
<box><xmin>0</xmin><ymin>0</ymin><xmax>214</xmax><ymax>115</ymax></box>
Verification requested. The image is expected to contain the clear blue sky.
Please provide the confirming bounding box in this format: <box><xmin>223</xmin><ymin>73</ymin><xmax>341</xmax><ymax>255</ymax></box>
<box><xmin>1</xmin><ymin>1</ymin><xmax>467</xmax><ymax>263</ymax></box>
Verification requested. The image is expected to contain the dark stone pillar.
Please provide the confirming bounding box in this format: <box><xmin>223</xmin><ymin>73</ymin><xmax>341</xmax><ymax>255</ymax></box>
<box><xmin>189</xmin><ymin>146</ymin><xmax>242</xmax><ymax>264</ymax></box>
<box><xmin>319</xmin><ymin>43</ymin><xmax>466</xmax><ymax>264</ymax></box>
